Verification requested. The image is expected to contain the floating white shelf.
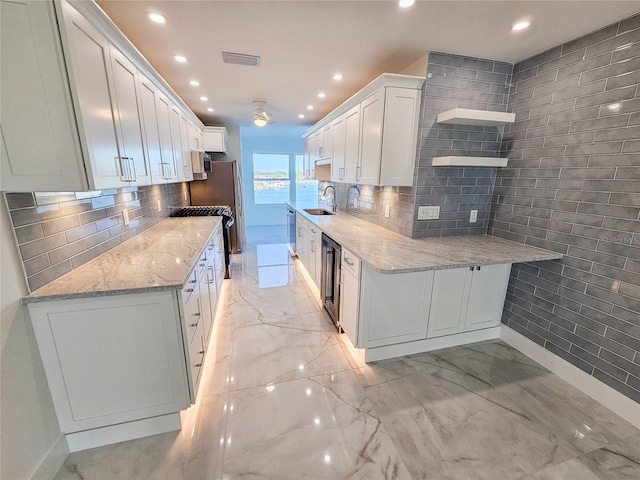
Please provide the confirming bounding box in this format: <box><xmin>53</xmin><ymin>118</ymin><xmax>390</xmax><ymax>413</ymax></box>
<box><xmin>315</xmin><ymin>158</ymin><xmax>331</xmax><ymax>166</ymax></box>
<box><xmin>437</xmin><ymin>108</ymin><xmax>515</xmax><ymax>126</ymax></box>
<box><xmin>432</xmin><ymin>156</ymin><xmax>508</xmax><ymax>167</ymax></box>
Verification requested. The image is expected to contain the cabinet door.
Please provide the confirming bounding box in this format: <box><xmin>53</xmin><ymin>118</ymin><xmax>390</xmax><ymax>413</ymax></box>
<box><xmin>179</xmin><ymin>115</ymin><xmax>193</xmax><ymax>181</ymax></box>
<box><xmin>331</xmin><ymin>116</ymin><xmax>346</xmax><ymax>182</ymax></box>
<box><xmin>379</xmin><ymin>87</ymin><xmax>421</xmax><ymax>186</ymax></box>
<box><xmin>321</xmin><ymin>124</ymin><xmax>333</xmax><ymax>160</ymax></box>
<box><xmin>0</xmin><ymin>0</ymin><xmax>87</xmax><ymax>191</ymax></box>
<box><xmin>303</xmin><ymin>137</ymin><xmax>311</xmax><ymax>179</ymax></box>
<box><xmin>343</xmin><ymin>104</ymin><xmax>360</xmax><ymax>183</ymax></box>
<box><xmin>203</xmin><ymin>128</ymin><xmax>227</xmax><ymax>153</ymax></box>
<box><xmin>109</xmin><ymin>46</ymin><xmax>151</xmax><ymax>185</ymax></box>
<box><xmin>138</xmin><ymin>75</ymin><xmax>168</xmax><ymax>184</ymax></box>
<box><xmin>340</xmin><ymin>268</ymin><xmax>360</xmax><ymax>347</ymax></box>
<box><xmin>169</xmin><ymin>107</ymin><xmax>184</xmax><ymax>180</ymax></box>
<box><xmin>358</xmin><ymin>89</ymin><xmax>385</xmax><ymax>185</ymax></box>
<box><xmin>59</xmin><ymin>1</ymin><xmax>128</xmax><ymax>189</ymax></box>
<box><xmin>360</xmin><ymin>267</ymin><xmax>433</xmax><ymax>348</ymax></box>
<box><xmin>155</xmin><ymin>93</ymin><xmax>177</xmax><ymax>181</ymax></box>
<box><xmin>464</xmin><ymin>264</ymin><xmax>510</xmax><ymax>331</ymax></box>
<box><xmin>198</xmin><ymin>268</ymin><xmax>213</xmax><ymax>341</ymax></box>
<box><xmin>427</xmin><ymin>268</ymin><xmax>471</xmax><ymax>338</ymax></box>
<box><xmin>28</xmin><ymin>292</ymin><xmax>189</xmax><ymax>433</ymax></box>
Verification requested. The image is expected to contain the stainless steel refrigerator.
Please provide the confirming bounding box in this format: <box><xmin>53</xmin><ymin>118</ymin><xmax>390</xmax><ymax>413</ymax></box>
<box><xmin>189</xmin><ymin>160</ymin><xmax>244</xmax><ymax>253</ymax></box>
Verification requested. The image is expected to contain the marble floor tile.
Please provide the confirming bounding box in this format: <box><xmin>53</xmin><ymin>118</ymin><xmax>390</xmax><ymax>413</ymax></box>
<box><xmin>222</xmin><ymin>371</ymin><xmax>412</xmax><ymax>479</ymax></box>
<box><xmin>52</xmin><ymin>227</ymin><xmax>640</xmax><ymax>480</ymax></box>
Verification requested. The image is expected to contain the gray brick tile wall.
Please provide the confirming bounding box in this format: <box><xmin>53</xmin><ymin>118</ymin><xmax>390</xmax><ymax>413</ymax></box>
<box><xmin>491</xmin><ymin>13</ymin><xmax>640</xmax><ymax>403</ymax></box>
<box><xmin>4</xmin><ymin>183</ymin><xmax>189</xmax><ymax>292</ymax></box>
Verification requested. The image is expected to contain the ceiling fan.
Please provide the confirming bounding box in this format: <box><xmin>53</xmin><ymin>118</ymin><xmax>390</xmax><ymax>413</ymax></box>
<box><xmin>234</xmin><ymin>101</ymin><xmax>274</xmax><ymax>127</ymax></box>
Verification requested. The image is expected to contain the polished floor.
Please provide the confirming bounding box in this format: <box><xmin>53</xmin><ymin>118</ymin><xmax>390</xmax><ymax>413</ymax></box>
<box><xmin>54</xmin><ymin>228</ymin><xmax>640</xmax><ymax>480</ymax></box>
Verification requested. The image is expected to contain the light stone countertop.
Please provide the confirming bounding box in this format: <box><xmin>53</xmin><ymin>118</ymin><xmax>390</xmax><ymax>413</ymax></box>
<box><xmin>289</xmin><ymin>202</ymin><xmax>563</xmax><ymax>273</ymax></box>
<box><xmin>24</xmin><ymin>217</ymin><xmax>222</xmax><ymax>303</ymax></box>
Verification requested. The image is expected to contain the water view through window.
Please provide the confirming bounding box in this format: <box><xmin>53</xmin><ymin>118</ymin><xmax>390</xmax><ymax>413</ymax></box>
<box><xmin>253</xmin><ymin>153</ymin><xmax>317</xmax><ymax>204</ymax></box>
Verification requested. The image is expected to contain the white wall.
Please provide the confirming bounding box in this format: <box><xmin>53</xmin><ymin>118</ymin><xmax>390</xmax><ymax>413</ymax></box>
<box><xmin>1</xmin><ymin>200</ymin><xmax>67</xmax><ymax>479</ymax></box>
<box><xmin>240</xmin><ymin>125</ymin><xmax>305</xmax><ymax>227</ymax></box>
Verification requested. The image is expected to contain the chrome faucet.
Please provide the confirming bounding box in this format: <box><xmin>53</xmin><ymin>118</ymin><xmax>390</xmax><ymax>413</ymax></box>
<box><xmin>322</xmin><ymin>184</ymin><xmax>337</xmax><ymax>212</ymax></box>
<box><xmin>346</xmin><ymin>185</ymin><xmax>360</xmax><ymax>212</ymax></box>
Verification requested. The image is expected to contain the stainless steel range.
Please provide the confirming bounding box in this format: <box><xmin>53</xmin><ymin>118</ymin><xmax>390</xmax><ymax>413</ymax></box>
<box><xmin>170</xmin><ymin>206</ymin><xmax>235</xmax><ymax>278</ymax></box>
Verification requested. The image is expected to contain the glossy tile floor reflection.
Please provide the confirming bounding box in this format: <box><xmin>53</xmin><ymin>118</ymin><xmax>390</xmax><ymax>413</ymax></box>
<box><xmin>54</xmin><ymin>228</ymin><xmax>640</xmax><ymax>480</ymax></box>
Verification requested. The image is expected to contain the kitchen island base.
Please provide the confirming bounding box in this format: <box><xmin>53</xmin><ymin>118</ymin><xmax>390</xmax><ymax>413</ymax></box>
<box><xmin>362</xmin><ymin>326</ymin><xmax>501</xmax><ymax>362</ymax></box>
<box><xmin>65</xmin><ymin>412</ymin><xmax>182</xmax><ymax>453</ymax></box>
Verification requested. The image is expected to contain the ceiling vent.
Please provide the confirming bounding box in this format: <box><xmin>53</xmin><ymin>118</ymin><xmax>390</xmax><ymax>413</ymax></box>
<box><xmin>222</xmin><ymin>51</ymin><xmax>261</xmax><ymax>66</ymax></box>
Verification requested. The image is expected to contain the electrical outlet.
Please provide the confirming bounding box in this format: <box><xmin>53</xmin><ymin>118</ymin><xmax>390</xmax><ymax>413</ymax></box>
<box><xmin>122</xmin><ymin>209</ymin><xmax>130</xmax><ymax>226</ymax></box>
<box><xmin>184</xmin><ymin>192</ymin><xmax>188</xmax><ymax>202</ymax></box>
<box><xmin>384</xmin><ymin>204</ymin><xmax>391</xmax><ymax>218</ymax></box>
<box><xmin>470</xmin><ymin>210</ymin><xmax>478</xmax><ymax>223</ymax></box>
<box><xmin>353</xmin><ymin>198</ymin><xmax>358</xmax><ymax>208</ymax></box>
<box><xmin>417</xmin><ymin>205</ymin><xmax>440</xmax><ymax>220</ymax></box>
<box><xmin>156</xmin><ymin>199</ymin><xmax>162</xmax><ymax>212</ymax></box>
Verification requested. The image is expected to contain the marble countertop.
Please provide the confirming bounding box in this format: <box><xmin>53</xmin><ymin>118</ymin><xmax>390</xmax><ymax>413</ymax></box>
<box><xmin>289</xmin><ymin>202</ymin><xmax>563</xmax><ymax>273</ymax></box>
<box><xmin>24</xmin><ymin>217</ymin><xmax>222</xmax><ymax>303</ymax></box>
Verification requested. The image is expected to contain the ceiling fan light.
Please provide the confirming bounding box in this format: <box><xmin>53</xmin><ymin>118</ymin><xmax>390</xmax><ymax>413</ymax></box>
<box><xmin>253</xmin><ymin>112</ymin><xmax>268</xmax><ymax>127</ymax></box>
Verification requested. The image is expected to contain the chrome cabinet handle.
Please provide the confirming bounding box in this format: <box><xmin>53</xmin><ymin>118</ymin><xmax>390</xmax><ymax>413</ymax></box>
<box><xmin>344</xmin><ymin>257</ymin><xmax>354</xmax><ymax>266</ymax></box>
<box><xmin>356</xmin><ymin>166</ymin><xmax>361</xmax><ymax>180</ymax></box>
<box><xmin>195</xmin><ymin>363</ymin><xmax>202</xmax><ymax>367</ymax></box>
<box><xmin>186</xmin><ymin>288</ymin><xmax>194</xmax><ymax>292</ymax></box>
<box><xmin>190</xmin><ymin>323</ymin><xmax>198</xmax><ymax>327</ymax></box>
<box><xmin>470</xmin><ymin>266</ymin><xmax>474</xmax><ymax>271</ymax></box>
<box><xmin>477</xmin><ymin>266</ymin><xmax>481</xmax><ymax>271</ymax></box>
<box><xmin>198</xmin><ymin>350</ymin><xmax>205</xmax><ymax>355</ymax></box>
<box><xmin>129</xmin><ymin>157</ymin><xmax>137</xmax><ymax>181</ymax></box>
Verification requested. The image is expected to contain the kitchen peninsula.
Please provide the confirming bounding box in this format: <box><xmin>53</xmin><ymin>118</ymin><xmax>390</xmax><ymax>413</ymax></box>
<box><xmin>289</xmin><ymin>202</ymin><xmax>563</xmax><ymax>361</ymax></box>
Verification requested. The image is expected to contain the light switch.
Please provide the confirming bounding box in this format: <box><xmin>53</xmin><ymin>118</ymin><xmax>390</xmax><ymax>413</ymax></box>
<box><xmin>470</xmin><ymin>210</ymin><xmax>478</xmax><ymax>223</ymax></box>
<box><xmin>122</xmin><ymin>209</ymin><xmax>130</xmax><ymax>226</ymax></box>
<box><xmin>384</xmin><ymin>204</ymin><xmax>391</xmax><ymax>218</ymax></box>
<box><xmin>156</xmin><ymin>199</ymin><xmax>162</xmax><ymax>212</ymax></box>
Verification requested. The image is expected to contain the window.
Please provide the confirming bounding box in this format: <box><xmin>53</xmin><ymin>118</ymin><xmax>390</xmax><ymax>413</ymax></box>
<box><xmin>253</xmin><ymin>153</ymin><xmax>290</xmax><ymax>204</ymax></box>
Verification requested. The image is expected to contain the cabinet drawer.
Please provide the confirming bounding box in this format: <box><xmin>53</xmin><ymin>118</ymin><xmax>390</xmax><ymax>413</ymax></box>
<box><xmin>182</xmin><ymin>269</ymin><xmax>198</xmax><ymax>304</ymax></box>
<box><xmin>341</xmin><ymin>248</ymin><xmax>360</xmax><ymax>279</ymax></box>
<box><xmin>184</xmin><ymin>292</ymin><xmax>203</xmax><ymax>344</ymax></box>
<box><xmin>308</xmin><ymin>223</ymin><xmax>322</xmax><ymax>242</ymax></box>
<box><xmin>188</xmin><ymin>318</ymin><xmax>205</xmax><ymax>397</ymax></box>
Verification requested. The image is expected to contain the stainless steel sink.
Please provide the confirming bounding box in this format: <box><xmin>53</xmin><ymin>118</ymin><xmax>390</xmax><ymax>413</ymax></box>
<box><xmin>303</xmin><ymin>208</ymin><xmax>334</xmax><ymax>216</ymax></box>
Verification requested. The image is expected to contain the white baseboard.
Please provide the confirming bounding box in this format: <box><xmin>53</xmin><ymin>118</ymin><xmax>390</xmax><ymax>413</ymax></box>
<box><xmin>31</xmin><ymin>433</ymin><xmax>68</xmax><ymax>480</ymax></box>
<box><xmin>66</xmin><ymin>413</ymin><xmax>182</xmax><ymax>453</ymax></box>
<box><xmin>500</xmin><ymin>325</ymin><xmax>640</xmax><ymax>429</ymax></box>
<box><xmin>365</xmin><ymin>327</ymin><xmax>501</xmax><ymax>362</ymax></box>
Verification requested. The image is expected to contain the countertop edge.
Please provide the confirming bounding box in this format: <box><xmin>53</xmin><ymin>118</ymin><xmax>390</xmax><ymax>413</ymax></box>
<box><xmin>288</xmin><ymin>202</ymin><xmax>564</xmax><ymax>272</ymax></box>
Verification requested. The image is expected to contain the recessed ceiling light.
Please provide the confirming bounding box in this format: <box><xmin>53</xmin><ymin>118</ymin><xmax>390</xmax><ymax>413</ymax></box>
<box><xmin>317</xmin><ymin>92</ymin><xmax>326</xmax><ymax>98</ymax></box>
<box><xmin>398</xmin><ymin>0</ymin><xmax>415</xmax><ymax>8</ymax></box>
<box><xmin>207</xmin><ymin>108</ymin><xmax>214</xmax><ymax>112</ymax></box>
<box><xmin>173</xmin><ymin>55</ymin><xmax>187</xmax><ymax>63</ymax></box>
<box><xmin>298</xmin><ymin>114</ymin><xmax>304</xmax><ymax>119</ymax></box>
<box><xmin>147</xmin><ymin>12</ymin><xmax>167</xmax><ymax>24</ymax></box>
<box><xmin>306</xmin><ymin>105</ymin><xmax>314</xmax><ymax>110</ymax></box>
<box><xmin>332</xmin><ymin>73</ymin><xmax>343</xmax><ymax>81</ymax></box>
<box><xmin>189</xmin><ymin>80</ymin><xmax>200</xmax><ymax>86</ymax></box>
<box><xmin>512</xmin><ymin>21</ymin><xmax>531</xmax><ymax>31</ymax></box>
<box><xmin>200</xmin><ymin>96</ymin><xmax>208</xmax><ymax>101</ymax></box>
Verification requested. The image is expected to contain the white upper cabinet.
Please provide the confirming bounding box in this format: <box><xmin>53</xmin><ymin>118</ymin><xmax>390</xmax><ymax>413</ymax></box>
<box><xmin>0</xmin><ymin>0</ymin><xmax>204</xmax><ymax>192</ymax></box>
<box><xmin>179</xmin><ymin>115</ymin><xmax>193</xmax><ymax>181</ymax></box>
<box><xmin>109</xmin><ymin>46</ymin><xmax>152</xmax><ymax>186</ymax></box>
<box><xmin>203</xmin><ymin>127</ymin><xmax>228</xmax><ymax>153</ymax></box>
<box><xmin>59</xmin><ymin>1</ymin><xmax>129</xmax><ymax>189</ymax></box>
<box><xmin>1</xmin><ymin>0</ymin><xmax>87</xmax><ymax>192</ymax></box>
<box><xmin>302</xmin><ymin>73</ymin><xmax>424</xmax><ymax>187</ymax></box>
<box><xmin>330</xmin><ymin>116</ymin><xmax>346</xmax><ymax>182</ymax></box>
<box><xmin>155</xmin><ymin>93</ymin><xmax>179</xmax><ymax>182</ymax></box>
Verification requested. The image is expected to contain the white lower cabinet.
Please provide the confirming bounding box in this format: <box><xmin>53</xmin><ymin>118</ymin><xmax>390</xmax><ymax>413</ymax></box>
<box><xmin>26</xmin><ymin>223</ymin><xmax>224</xmax><ymax>447</ymax></box>
<box><xmin>339</xmin><ymin>261</ymin><xmax>511</xmax><ymax>349</ymax></box>
<box><xmin>28</xmin><ymin>292</ymin><xmax>189</xmax><ymax>434</ymax></box>
<box><xmin>427</xmin><ymin>263</ymin><xmax>511</xmax><ymax>339</ymax></box>
<box><xmin>359</xmin><ymin>267</ymin><xmax>434</xmax><ymax>348</ymax></box>
<box><xmin>295</xmin><ymin>214</ymin><xmax>322</xmax><ymax>290</ymax></box>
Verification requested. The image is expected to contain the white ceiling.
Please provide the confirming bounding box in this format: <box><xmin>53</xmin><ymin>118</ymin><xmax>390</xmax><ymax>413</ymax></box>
<box><xmin>96</xmin><ymin>0</ymin><xmax>640</xmax><ymax>128</ymax></box>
